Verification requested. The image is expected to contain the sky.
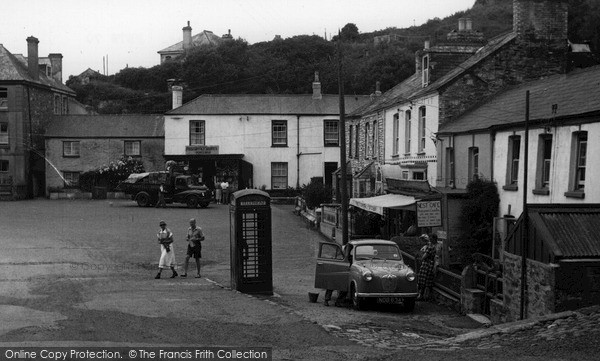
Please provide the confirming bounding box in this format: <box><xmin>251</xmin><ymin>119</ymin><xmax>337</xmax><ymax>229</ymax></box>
<box><xmin>1</xmin><ymin>0</ymin><xmax>476</xmax><ymax>80</ymax></box>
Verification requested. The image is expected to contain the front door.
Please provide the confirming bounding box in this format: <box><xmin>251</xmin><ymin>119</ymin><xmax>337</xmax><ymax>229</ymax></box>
<box><xmin>314</xmin><ymin>242</ymin><xmax>349</xmax><ymax>292</ymax></box>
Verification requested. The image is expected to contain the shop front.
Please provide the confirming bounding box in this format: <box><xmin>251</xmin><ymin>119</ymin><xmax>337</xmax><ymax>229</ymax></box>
<box><xmin>164</xmin><ymin>151</ymin><xmax>253</xmax><ymax>192</ymax></box>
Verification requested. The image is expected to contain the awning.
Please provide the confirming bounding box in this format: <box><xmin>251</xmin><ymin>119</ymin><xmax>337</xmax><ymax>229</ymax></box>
<box><xmin>349</xmin><ymin>194</ymin><xmax>416</xmax><ymax>215</ymax></box>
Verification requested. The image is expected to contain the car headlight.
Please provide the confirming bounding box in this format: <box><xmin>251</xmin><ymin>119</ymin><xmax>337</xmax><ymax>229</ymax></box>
<box><xmin>406</xmin><ymin>272</ymin><xmax>416</xmax><ymax>282</ymax></box>
<box><xmin>363</xmin><ymin>271</ymin><xmax>373</xmax><ymax>282</ymax></box>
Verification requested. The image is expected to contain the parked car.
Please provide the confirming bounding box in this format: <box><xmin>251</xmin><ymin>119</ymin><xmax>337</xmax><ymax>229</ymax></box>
<box><xmin>314</xmin><ymin>239</ymin><xmax>418</xmax><ymax>311</ymax></box>
<box><xmin>117</xmin><ymin>171</ymin><xmax>213</xmax><ymax>208</ymax></box>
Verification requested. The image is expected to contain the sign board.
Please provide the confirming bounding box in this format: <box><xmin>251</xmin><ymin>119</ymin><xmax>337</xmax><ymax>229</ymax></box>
<box><xmin>416</xmin><ymin>200</ymin><xmax>442</xmax><ymax>227</ymax></box>
<box><xmin>185</xmin><ymin>145</ymin><xmax>219</xmax><ymax>155</ymax></box>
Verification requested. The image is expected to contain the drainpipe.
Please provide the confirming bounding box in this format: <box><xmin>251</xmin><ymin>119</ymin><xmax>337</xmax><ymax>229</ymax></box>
<box><xmin>296</xmin><ymin>115</ymin><xmax>300</xmax><ymax>189</ymax></box>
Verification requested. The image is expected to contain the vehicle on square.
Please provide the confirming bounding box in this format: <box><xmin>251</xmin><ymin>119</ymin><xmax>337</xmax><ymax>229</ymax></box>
<box><xmin>117</xmin><ymin>171</ymin><xmax>213</xmax><ymax>208</ymax></box>
<box><xmin>314</xmin><ymin>239</ymin><xmax>418</xmax><ymax>311</ymax></box>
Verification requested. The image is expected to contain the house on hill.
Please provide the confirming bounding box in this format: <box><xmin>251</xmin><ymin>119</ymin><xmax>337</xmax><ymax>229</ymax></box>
<box><xmin>158</xmin><ymin>21</ymin><xmax>232</xmax><ymax>63</ymax></box>
<box><xmin>0</xmin><ymin>36</ymin><xmax>75</xmax><ymax>200</ymax></box>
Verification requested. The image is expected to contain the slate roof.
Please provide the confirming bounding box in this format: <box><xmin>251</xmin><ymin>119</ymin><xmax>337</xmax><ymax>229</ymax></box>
<box><xmin>0</xmin><ymin>44</ymin><xmax>74</xmax><ymax>94</ymax></box>
<box><xmin>158</xmin><ymin>30</ymin><xmax>222</xmax><ymax>54</ymax></box>
<box><xmin>46</xmin><ymin>115</ymin><xmax>164</xmax><ymax>138</ymax></box>
<box><xmin>530</xmin><ymin>205</ymin><xmax>600</xmax><ymax>259</ymax></box>
<box><xmin>166</xmin><ymin>94</ymin><xmax>372</xmax><ymax>115</ymax></box>
<box><xmin>439</xmin><ymin>64</ymin><xmax>600</xmax><ymax>134</ymax></box>
<box><xmin>350</xmin><ymin>32</ymin><xmax>516</xmax><ymax>117</ymax></box>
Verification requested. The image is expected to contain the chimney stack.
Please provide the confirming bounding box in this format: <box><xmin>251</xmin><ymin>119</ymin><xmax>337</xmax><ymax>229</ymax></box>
<box><xmin>458</xmin><ymin>18</ymin><xmax>466</xmax><ymax>32</ymax></box>
<box><xmin>312</xmin><ymin>71</ymin><xmax>322</xmax><ymax>100</ymax></box>
<box><xmin>183</xmin><ymin>21</ymin><xmax>192</xmax><ymax>50</ymax></box>
<box><xmin>375</xmin><ymin>81</ymin><xmax>382</xmax><ymax>96</ymax></box>
<box><xmin>26</xmin><ymin>36</ymin><xmax>39</xmax><ymax>81</ymax></box>
<box><xmin>48</xmin><ymin>53</ymin><xmax>63</xmax><ymax>83</ymax></box>
<box><xmin>465</xmin><ymin>18</ymin><xmax>473</xmax><ymax>31</ymax></box>
<box><xmin>172</xmin><ymin>85</ymin><xmax>183</xmax><ymax>109</ymax></box>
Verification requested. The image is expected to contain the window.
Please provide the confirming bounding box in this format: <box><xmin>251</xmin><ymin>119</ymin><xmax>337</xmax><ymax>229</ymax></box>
<box><xmin>469</xmin><ymin>147</ymin><xmax>479</xmax><ymax>181</ymax></box>
<box><xmin>404</xmin><ymin>110</ymin><xmax>411</xmax><ymax>154</ymax></box>
<box><xmin>190</xmin><ymin>120</ymin><xmax>205</xmax><ymax>145</ymax></box>
<box><xmin>364</xmin><ymin>122</ymin><xmax>370</xmax><ymax>158</ymax></box>
<box><xmin>413</xmin><ymin>171</ymin><xmax>425</xmax><ymax>180</ymax></box>
<box><xmin>271</xmin><ymin>162</ymin><xmax>288</xmax><ymax>189</ymax></box>
<box><xmin>507</xmin><ymin>136</ymin><xmax>521</xmax><ymax>186</ymax></box>
<box><xmin>53</xmin><ymin>94</ymin><xmax>61</xmax><ymax>115</ymax></box>
<box><xmin>272</xmin><ymin>120</ymin><xmax>287</xmax><ymax>147</ymax></box>
<box><xmin>566</xmin><ymin>132</ymin><xmax>587</xmax><ymax>198</ymax></box>
<box><xmin>372</xmin><ymin>120</ymin><xmax>377</xmax><ymax>158</ymax></box>
<box><xmin>0</xmin><ymin>123</ymin><xmax>8</xmax><ymax>145</ymax></box>
<box><xmin>355</xmin><ymin>123</ymin><xmax>360</xmax><ymax>158</ymax></box>
<box><xmin>422</xmin><ymin>55</ymin><xmax>430</xmax><ymax>87</ymax></box>
<box><xmin>0</xmin><ymin>160</ymin><xmax>8</xmax><ymax>172</ymax></box>
<box><xmin>418</xmin><ymin>106</ymin><xmax>426</xmax><ymax>153</ymax></box>
<box><xmin>402</xmin><ymin>171</ymin><xmax>409</xmax><ymax>180</ymax></box>
<box><xmin>63</xmin><ymin>141</ymin><xmax>80</xmax><ymax>157</ymax></box>
<box><xmin>392</xmin><ymin>113</ymin><xmax>399</xmax><ymax>155</ymax></box>
<box><xmin>534</xmin><ymin>135</ymin><xmax>552</xmax><ymax>193</ymax></box>
<box><xmin>62</xmin><ymin>96</ymin><xmax>68</xmax><ymax>115</ymax></box>
<box><xmin>446</xmin><ymin>147</ymin><xmax>455</xmax><ymax>187</ymax></box>
<box><xmin>324</xmin><ymin>120</ymin><xmax>339</xmax><ymax>146</ymax></box>
<box><xmin>124</xmin><ymin>140</ymin><xmax>141</xmax><ymax>156</ymax></box>
<box><xmin>0</xmin><ymin>88</ymin><xmax>7</xmax><ymax>109</ymax></box>
<box><xmin>63</xmin><ymin>172</ymin><xmax>80</xmax><ymax>187</ymax></box>
<box><xmin>349</xmin><ymin>125</ymin><xmax>354</xmax><ymax>158</ymax></box>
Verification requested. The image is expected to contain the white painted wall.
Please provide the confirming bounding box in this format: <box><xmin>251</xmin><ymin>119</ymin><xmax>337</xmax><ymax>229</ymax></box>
<box><xmin>495</xmin><ymin>122</ymin><xmax>600</xmax><ymax>217</ymax></box>
<box><xmin>382</xmin><ymin>94</ymin><xmax>440</xmax><ymax>184</ymax></box>
<box><xmin>164</xmin><ymin>114</ymin><xmax>340</xmax><ymax>189</ymax></box>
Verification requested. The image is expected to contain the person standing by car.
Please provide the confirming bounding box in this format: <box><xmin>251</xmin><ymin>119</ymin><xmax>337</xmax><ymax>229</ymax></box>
<box><xmin>155</xmin><ymin>183</ymin><xmax>167</xmax><ymax>208</ymax></box>
<box><xmin>182</xmin><ymin>218</ymin><xmax>204</xmax><ymax>278</ymax></box>
<box><xmin>156</xmin><ymin>220</ymin><xmax>178</xmax><ymax>279</ymax></box>
<box><xmin>417</xmin><ymin>234</ymin><xmax>437</xmax><ymax>300</ymax></box>
<box><xmin>323</xmin><ymin>243</ymin><xmax>352</xmax><ymax>307</ymax></box>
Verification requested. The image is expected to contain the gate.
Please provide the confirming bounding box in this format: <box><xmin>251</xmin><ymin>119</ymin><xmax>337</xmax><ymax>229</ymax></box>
<box><xmin>473</xmin><ymin>253</ymin><xmax>503</xmax><ymax>315</ymax></box>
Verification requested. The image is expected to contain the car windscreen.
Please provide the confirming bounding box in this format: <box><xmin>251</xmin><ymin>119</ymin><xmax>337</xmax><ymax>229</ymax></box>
<box><xmin>354</xmin><ymin>244</ymin><xmax>402</xmax><ymax>261</ymax></box>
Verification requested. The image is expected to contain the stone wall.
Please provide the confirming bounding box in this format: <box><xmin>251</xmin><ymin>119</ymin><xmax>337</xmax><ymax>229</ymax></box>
<box><xmin>502</xmin><ymin>251</ymin><xmax>558</xmax><ymax>321</ymax></box>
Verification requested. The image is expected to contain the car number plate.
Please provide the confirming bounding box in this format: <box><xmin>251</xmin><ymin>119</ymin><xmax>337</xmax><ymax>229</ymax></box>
<box><xmin>377</xmin><ymin>297</ymin><xmax>402</xmax><ymax>304</ymax></box>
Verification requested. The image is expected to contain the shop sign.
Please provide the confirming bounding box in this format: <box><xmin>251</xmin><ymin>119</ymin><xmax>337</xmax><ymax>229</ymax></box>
<box><xmin>416</xmin><ymin>200</ymin><xmax>442</xmax><ymax>227</ymax></box>
<box><xmin>186</xmin><ymin>145</ymin><xmax>219</xmax><ymax>155</ymax></box>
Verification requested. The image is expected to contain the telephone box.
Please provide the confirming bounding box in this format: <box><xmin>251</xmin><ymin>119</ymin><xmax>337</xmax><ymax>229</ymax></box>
<box><xmin>229</xmin><ymin>189</ymin><xmax>273</xmax><ymax>295</ymax></box>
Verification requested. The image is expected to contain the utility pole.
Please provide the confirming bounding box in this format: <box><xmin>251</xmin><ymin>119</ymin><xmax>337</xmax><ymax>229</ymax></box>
<box><xmin>337</xmin><ymin>32</ymin><xmax>349</xmax><ymax>245</ymax></box>
<box><xmin>520</xmin><ymin>90</ymin><xmax>530</xmax><ymax>320</ymax></box>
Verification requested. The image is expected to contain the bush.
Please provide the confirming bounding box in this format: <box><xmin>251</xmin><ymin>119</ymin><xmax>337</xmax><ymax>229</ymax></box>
<box><xmin>301</xmin><ymin>181</ymin><xmax>332</xmax><ymax>209</ymax></box>
<box><xmin>455</xmin><ymin>179</ymin><xmax>500</xmax><ymax>266</ymax></box>
<box><xmin>77</xmin><ymin>156</ymin><xmax>145</xmax><ymax>191</ymax></box>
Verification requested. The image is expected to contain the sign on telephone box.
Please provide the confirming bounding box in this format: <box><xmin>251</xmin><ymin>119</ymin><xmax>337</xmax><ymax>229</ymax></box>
<box><xmin>416</xmin><ymin>200</ymin><xmax>442</xmax><ymax>227</ymax></box>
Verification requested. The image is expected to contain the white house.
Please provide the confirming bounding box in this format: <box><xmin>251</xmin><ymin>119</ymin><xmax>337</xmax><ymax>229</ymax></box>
<box><xmin>164</xmin><ymin>75</ymin><xmax>371</xmax><ymax>192</ymax></box>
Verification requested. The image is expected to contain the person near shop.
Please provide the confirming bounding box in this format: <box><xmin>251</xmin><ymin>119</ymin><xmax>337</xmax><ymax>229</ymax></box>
<box><xmin>417</xmin><ymin>234</ymin><xmax>438</xmax><ymax>300</ymax></box>
<box><xmin>220</xmin><ymin>180</ymin><xmax>230</xmax><ymax>204</ymax></box>
<box><xmin>215</xmin><ymin>181</ymin><xmax>222</xmax><ymax>204</ymax></box>
<box><xmin>156</xmin><ymin>220</ymin><xmax>178</xmax><ymax>279</ymax></box>
<box><xmin>182</xmin><ymin>218</ymin><xmax>204</xmax><ymax>278</ymax></box>
<box><xmin>324</xmin><ymin>243</ymin><xmax>352</xmax><ymax>306</ymax></box>
<box><xmin>155</xmin><ymin>183</ymin><xmax>167</xmax><ymax>208</ymax></box>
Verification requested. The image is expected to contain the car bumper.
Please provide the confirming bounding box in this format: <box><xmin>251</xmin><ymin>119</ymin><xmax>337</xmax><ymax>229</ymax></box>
<box><xmin>357</xmin><ymin>292</ymin><xmax>419</xmax><ymax>298</ymax></box>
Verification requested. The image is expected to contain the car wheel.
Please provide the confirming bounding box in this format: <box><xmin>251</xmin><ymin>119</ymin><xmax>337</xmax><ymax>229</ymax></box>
<box><xmin>186</xmin><ymin>196</ymin><xmax>199</xmax><ymax>208</ymax></box>
<box><xmin>350</xmin><ymin>283</ymin><xmax>366</xmax><ymax>311</ymax></box>
<box><xmin>136</xmin><ymin>192</ymin><xmax>150</xmax><ymax>207</ymax></box>
<box><xmin>403</xmin><ymin>298</ymin><xmax>416</xmax><ymax>312</ymax></box>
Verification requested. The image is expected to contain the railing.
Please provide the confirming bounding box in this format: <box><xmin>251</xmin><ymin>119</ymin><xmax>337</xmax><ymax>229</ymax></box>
<box><xmin>434</xmin><ymin>267</ymin><xmax>462</xmax><ymax>300</ymax></box>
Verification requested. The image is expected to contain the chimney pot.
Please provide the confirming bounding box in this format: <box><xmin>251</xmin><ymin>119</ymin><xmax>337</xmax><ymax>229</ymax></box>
<box><xmin>26</xmin><ymin>36</ymin><xmax>39</xmax><ymax>81</ymax></box>
<box><xmin>375</xmin><ymin>81</ymin><xmax>382</xmax><ymax>96</ymax></box>
<box><xmin>312</xmin><ymin>71</ymin><xmax>322</xmax><ymax>100</ymax></box>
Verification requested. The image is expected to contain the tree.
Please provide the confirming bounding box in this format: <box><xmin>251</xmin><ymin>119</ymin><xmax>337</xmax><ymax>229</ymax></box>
<box><xmin>455</xmin><ymin>179</ymin><xmax>500</xmax><ymax>266</ymax></box>
<box><xmin>340</xmin><ymin>23</ymin><xmax>359</xmax><ymax>42</ymax></box>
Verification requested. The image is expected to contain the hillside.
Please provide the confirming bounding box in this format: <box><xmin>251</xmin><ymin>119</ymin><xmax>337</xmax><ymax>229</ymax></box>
<box><xmin>67</xmin><ymin>0</ymin><xmax>599</xmax><ymax>114</ymax></box>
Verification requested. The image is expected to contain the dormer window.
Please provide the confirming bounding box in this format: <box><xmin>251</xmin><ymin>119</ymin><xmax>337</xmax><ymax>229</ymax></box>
<box><xmin>422</xmin><ymin>55</ymin><xmax>430</xmax><ymax>87</ymax></box>
<box><xmin>0</xmin><ymin>88</ymin><xmax>7</xmax><ymax>109</ymax></box>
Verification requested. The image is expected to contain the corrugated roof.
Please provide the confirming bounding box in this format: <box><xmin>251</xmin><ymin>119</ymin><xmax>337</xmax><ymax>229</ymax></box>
<box><xmin>158</xmin><ymin>30</ymin><xmax>222</xmax><ymax>54</ymax></box>
<box><xmin>533</xmin><ymin>206</ymin><xmax>600</xmax><ymax>259</ymax></box>
<box><xmin>439</xmin><ymin>64</ymin><xmax>600</xmax><ymax>134</ymax></box>
<box><xmin>0</xmin><ymin>44</ymin><xmax>74</xmax><ymax>94</ymax></box>
<box><xmin>46</xmin><ymin>114</ymin><xmax>164</xmax><ymax>138</ymax></box>
<box><xmin>166</xmin><ymin>94</ymin><xmax>372</xmax><ymax>115</ymax></box>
